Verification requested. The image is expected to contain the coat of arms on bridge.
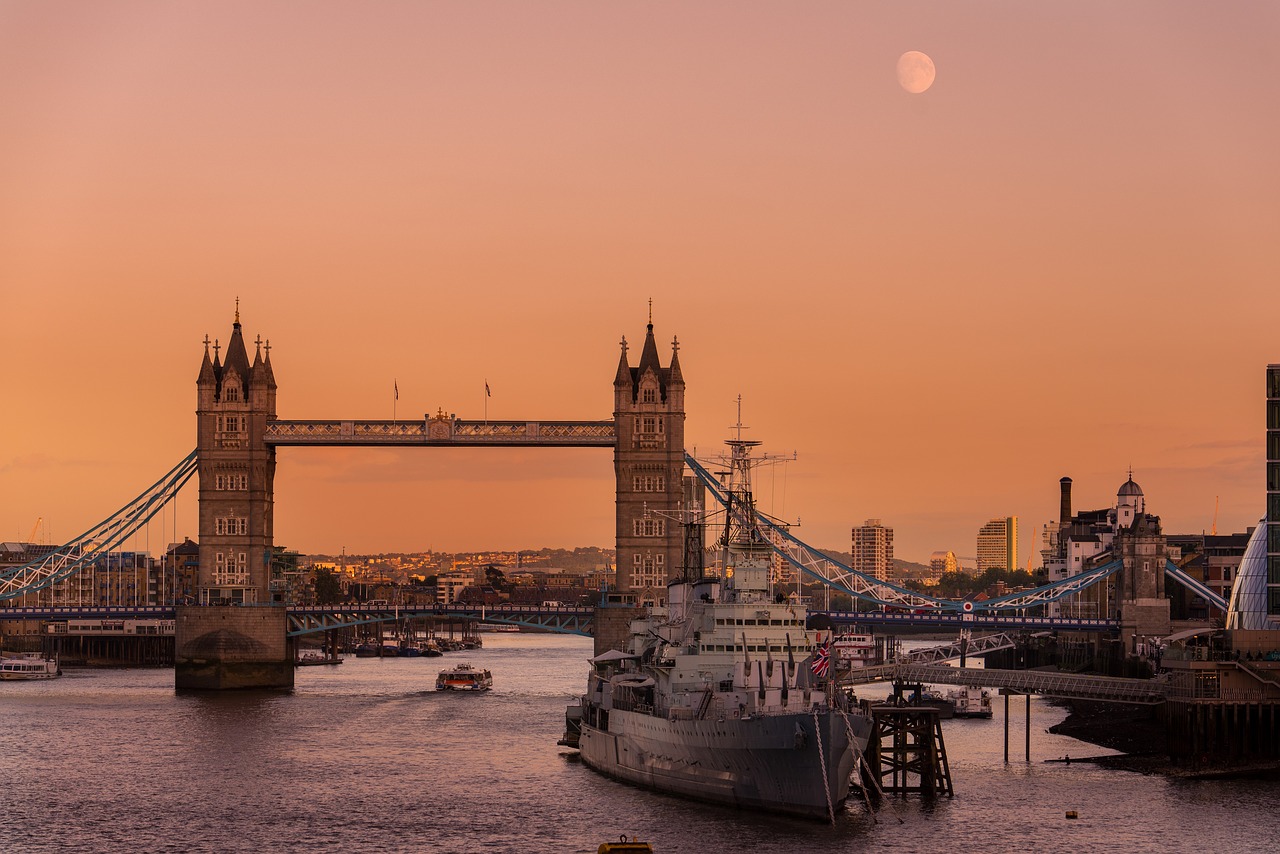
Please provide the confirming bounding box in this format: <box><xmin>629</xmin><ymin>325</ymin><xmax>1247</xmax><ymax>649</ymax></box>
<box><xmin>427</xmin><ymin>408</ymin><xmax>455</xmax><ymax>441</ymax></box>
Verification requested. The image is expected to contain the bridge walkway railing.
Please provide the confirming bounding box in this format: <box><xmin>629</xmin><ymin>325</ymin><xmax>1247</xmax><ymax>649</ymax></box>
<box><xmin>902</xmin><ymin>633</ymin><xmax>1017</xmax><ymax>665</ymax></box>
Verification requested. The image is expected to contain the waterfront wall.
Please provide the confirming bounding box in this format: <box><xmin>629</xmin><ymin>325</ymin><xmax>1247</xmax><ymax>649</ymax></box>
<box><xmin>1164</xmin><ymin>701</ymin><xmax>1280</xmax><ymax>762</ymax></box>
<box><xmin>175</xmin><ymin>605</ymin><xmax>293</xmax><ymax>689</ymax></box>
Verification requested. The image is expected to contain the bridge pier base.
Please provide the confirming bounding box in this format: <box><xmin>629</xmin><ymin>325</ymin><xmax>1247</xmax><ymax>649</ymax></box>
<box><xmin>175</xmin><ymin>605</ymin><xmax>294</xmax><ymax>690</ymax></box>
<box><xmin>593</xmin><ymin>595</ymin><xmax>642</xmax><ymax>657</ymax></box>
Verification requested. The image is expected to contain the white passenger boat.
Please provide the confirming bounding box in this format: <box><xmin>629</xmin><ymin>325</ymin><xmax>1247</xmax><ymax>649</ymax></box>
<box><xmin>832</xmin><ymin>632</ymin><xmax>883</xmax><ymax>668</ymax></box>
<box><xmin>436</xmin><ymin>663</ymin><xmax>493</xmax><ymax>691</ymax></box>
<box><xmin>0</xmin><ymin>653</ymin><xmax>61</xmax><ymax>680</ymax></box>
<box><xmin>946</xmin><ymin>686</ymin><xmax>994</xmax><ymax>718</ymax></box>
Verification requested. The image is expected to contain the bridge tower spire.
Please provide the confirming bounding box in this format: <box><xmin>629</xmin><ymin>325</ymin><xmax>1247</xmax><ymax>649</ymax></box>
<box><xmin>196</xmin><ymin>308</ymin><xmax>278</xmax><ymax>605</ymax></box>
<box><xmin>613</xmin><ymin>314</ymin><xmax>687</xmax><ymax>606</ymax></box>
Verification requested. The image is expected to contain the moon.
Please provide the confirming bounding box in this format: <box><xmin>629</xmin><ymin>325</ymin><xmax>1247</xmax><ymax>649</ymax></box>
<box><xmin>897</xmin><ymin>51</ymin><xmax>936</xmax><ymax>94</ymax></box>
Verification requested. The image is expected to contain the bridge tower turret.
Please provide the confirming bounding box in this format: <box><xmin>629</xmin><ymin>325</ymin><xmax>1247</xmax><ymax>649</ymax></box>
<box><xmin>613</xmin><ymin>316</ymin><xmax>686</xmax><ymax>606</ymax></box>
<box><xmin>195</xmin><ymin>307</ymin><xmax>278</xmax><ymax>605</ymax></box>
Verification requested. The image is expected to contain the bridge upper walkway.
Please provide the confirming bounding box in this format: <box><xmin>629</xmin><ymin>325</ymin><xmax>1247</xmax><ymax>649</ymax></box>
<box><xmin>264</xmin><ymin>419</ymin><xmax>616</xmax><ymax>447</ymax></box>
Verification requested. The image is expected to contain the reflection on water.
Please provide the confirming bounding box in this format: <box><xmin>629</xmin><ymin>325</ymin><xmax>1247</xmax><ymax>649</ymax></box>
<box><xmin>0</xmin><ymin>633</ymin><xmax>1275</xmax><ymax>853</ymax></box>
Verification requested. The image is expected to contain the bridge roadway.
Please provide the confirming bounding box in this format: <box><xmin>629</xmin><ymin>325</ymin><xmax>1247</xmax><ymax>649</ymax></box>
<box><xmin>0</xmin><ymin>604</ymin><xmax>597</xmax><ymax>636</ymax></box>
<box><xmin>0</xmin><ymin>605</ymin><xmax>1120</xmax><ymax>637</ymax></box>
<box><xmin>820</xmin><ymin>610</ymin><xmax>1118</xmax><ymax>631</ymax></box>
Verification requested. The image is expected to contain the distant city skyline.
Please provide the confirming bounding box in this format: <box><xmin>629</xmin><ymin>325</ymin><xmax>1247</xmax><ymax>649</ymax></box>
<box><xmin>3</xmin><ymin>4</ymin><xmax>1277</xmax><ymax>563</ymax></box>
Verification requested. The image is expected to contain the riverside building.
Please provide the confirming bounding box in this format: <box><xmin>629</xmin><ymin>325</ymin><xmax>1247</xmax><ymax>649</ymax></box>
<box><xmin>1043</xmin><ymin>474</ymin><xmax>1171</xmax><ymax>655</ymax></box>
<box><xmin>852</xmin><ymin>519</ymin><xmax>894</xmax><ymax>582</ymax></box>
<box><xmin>928</xmin><ymin>550</ymin><xmax>959</xmax><ymax>583</ymax></box>
<box><xmin>976</xmin><ymin>517</ymin><xmax>1018</xmax><ymax>573</ymax></box>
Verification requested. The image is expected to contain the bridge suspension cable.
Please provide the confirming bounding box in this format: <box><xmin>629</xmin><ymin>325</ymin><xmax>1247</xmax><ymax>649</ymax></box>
<box><xmin>1164</xmin><ymin>559</ymin><xmax>1229</xmax><ymax>612</ymax></box>
<box><xmin>686</xmin><ymin>451</ymin><xmax>1128</xmax><ymax>614</ymax></box>
<box><xmin>685</xmin><ymin>452</ymin><xmax>952</xmax><ymax>610</ymax></box>
<box><xmin>0</xmin><ymin>450</ymin><xmax>199</xmax><ymax>600</ymax></box>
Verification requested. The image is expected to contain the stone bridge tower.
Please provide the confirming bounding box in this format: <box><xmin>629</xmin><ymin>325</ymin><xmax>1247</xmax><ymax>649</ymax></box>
<box><xmin>613</xmin><ymin>317</ymin><xmax>686</xmax><ymax>606</ymax></box>
<box><xmin>195</xmin><ymin>308</ymin><xmax>278</xmax><ymax>605</ymax></box>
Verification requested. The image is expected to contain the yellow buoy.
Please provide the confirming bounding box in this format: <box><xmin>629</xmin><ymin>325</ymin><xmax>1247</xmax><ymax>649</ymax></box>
<box><xmin>1065</xmin><ymin>810</ymin><xmax>1078</xmax><ymax>820</ymax></box>
<box><xmin>598</xmin><ymin>835</ymin><xmax>654</xmax><ymax>853</ymax></box>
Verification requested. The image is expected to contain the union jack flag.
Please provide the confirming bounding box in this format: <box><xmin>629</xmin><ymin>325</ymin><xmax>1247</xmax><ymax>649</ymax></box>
<box><xmin>811</xmin><ymin>635</ymin><xmax>832</xmax><ymax>678</ymax></box>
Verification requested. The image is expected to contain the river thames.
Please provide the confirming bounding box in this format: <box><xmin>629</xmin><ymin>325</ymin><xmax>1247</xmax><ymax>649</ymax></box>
<box><xmin>0</xmin><ymin>632</ymin><xmax>1276</xmax><ymax>853</ymax></box>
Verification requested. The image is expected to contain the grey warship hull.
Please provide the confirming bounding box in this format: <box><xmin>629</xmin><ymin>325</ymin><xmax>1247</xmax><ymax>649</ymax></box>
<box><xmin>577</xmin><ymin>706</ymin><xmax>870</xmax><ymax>820</ymax></box>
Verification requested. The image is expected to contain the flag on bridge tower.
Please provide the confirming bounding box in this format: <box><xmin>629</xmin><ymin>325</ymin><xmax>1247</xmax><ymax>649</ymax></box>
<box><xmin>485</xmin><ymin>380</ymin><xmax>491</xmax><ymax>397</ymax></box>
<box><xmin>394</xmin><ymin>380</ymin><xmax>399</xmax><ymax>400</ymax></box>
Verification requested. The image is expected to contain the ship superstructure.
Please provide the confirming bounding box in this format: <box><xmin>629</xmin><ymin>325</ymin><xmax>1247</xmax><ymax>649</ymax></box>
<box><xmin>563</xmin><ymin>430</ymin><xmax>871</xmax><ymax>820</ymax></box>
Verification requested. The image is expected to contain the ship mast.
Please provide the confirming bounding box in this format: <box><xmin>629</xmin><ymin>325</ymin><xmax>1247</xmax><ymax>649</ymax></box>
<box><xmin>697</xmin><ymin>397</ymin><xmax>795</xmax><ymax>591</ymax></box>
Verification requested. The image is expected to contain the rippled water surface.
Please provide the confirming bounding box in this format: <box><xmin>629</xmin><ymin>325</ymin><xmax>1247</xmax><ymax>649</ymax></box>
<box><xmin>0</xmin><ymin>633</ymin><xmax>1276</xmax><ymax>853</ymax></box>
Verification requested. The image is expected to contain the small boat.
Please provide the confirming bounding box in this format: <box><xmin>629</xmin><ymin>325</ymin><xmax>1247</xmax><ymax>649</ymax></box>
<box><xmin>436</xmin><ymin>663</ymin><xmax>493</xmax><ymax>691</ymax></box>
<box><xmin>947</xmin><ymin>686</ymin><xmax>994</xmax><ymax>718</ymax></box>
<box><xmin>295</xmin><ymin>650</ymin><xmax>342</xmax><ymax>666</ymax></box>
<box><xmin>907</xmin><ymin>686</ymin><xmax>955</xmax><ymax>719</ymax></box>
<box><xmin>353</xmin><ymin>643</ymin><xmax>379</xmax><ymax>658</ymax></box>
<box><xmin>598</xmin><ymin>837</ymin><xmax>653</xmax><ymax>853</ymax></box>
<box><xmin>0</xmin><ymin>653</ymin><xmax>61</xmax><ymax>680</ymax></box>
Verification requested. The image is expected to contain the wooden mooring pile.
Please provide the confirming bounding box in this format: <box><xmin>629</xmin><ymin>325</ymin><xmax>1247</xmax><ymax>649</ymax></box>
<box><xmin>861</xmin><ymin>683</ymin><xmax>954</xmax><ymax>797</ymax></box>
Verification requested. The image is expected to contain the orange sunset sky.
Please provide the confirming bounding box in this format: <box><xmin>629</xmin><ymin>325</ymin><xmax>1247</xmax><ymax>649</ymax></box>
<box><xmin>2</xmin><ymin>2</ymin><xmax>1278</xmax><ymax>564</ymax></box>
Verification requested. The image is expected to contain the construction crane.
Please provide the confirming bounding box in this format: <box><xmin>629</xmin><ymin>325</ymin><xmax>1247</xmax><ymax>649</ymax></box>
<box><xmin>26</xmin><ymin>517</ymin><xmax>42</xmax><ymax>544</ymax></box>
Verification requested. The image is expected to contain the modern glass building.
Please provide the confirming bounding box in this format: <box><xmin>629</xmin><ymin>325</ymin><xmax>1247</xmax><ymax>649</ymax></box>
<box><xmin>1267</xmin><ymin>365</ymin><xmax>1280</xmax><ymax>616</ymax></box>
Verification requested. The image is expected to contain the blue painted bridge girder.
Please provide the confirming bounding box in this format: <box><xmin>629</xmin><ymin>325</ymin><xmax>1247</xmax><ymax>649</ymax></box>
<box><xmin>817</xmin><ymin>610</ymin><xmax>1118</xmax><ymax>632</ymax></box>
<box><xmin>0</xmin><ymin>605</ymin><xmax>178</xmax><ymax>621</ymax></box>
<box><xmin>284</xmin><ymin>604</ymin><xmax>594</xmax><ymax>637</ymax></box>
<box><xmin>4</xmin><ymin>604</ymin><xmax>1116</xmax><ymax>637</ymax></box>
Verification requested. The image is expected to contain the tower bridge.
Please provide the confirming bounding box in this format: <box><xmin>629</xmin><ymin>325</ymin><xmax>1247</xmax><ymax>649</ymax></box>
<box><xmin>192</xmin><ymin>307</ymin><xmax>684</xmax><ymax>621</ymax></box>
<box><xmin>0</xmin><ymin>306</ymin><xmax>1235</xmax><ymax>689</ymax></box>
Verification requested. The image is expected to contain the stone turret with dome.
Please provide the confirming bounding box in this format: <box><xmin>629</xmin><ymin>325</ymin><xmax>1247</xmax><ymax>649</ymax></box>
<box><xmin>1043</xmin><ymin>470</ymin><xmax>1170</xmax><ymax>655</ymax></box>
<box><xmin>1114</xmin><ymin>470</ymin><xmax>1146</xmax><ymax>527</ymax></box>
<box><xmin>1117</xmin><ymin>471</ymin><xmax>1145</xmax><ymax>515</ymax></box>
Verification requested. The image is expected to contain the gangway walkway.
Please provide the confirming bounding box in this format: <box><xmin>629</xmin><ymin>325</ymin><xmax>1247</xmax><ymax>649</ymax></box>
<box><xmin>902</xmin><ymin>633</ymin><xmax>1018</xmax><ymax>665</ymax></box>
<box><xmin>844</xmin><ymin>664</ymin><xmax>1168</xmax><ymax>705</ymax></box>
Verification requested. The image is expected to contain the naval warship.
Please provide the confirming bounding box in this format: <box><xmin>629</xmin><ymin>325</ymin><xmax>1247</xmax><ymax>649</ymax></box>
<box><xmin>561</xmin><ymin>433</ymin><xmax>872</xmax><ymax>820</ymax></box>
